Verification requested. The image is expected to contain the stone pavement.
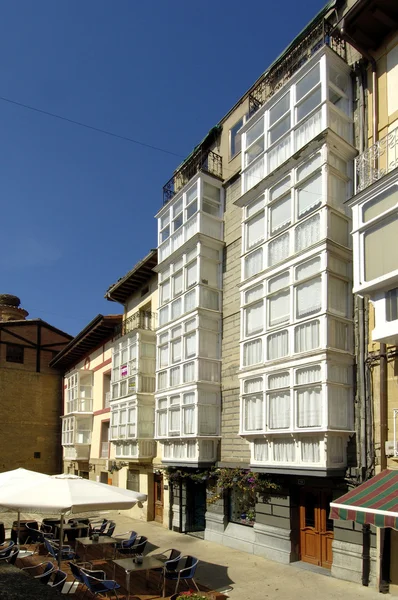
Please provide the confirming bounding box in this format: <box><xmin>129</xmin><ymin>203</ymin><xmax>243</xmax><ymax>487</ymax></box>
<box><xmin>1</xmin><ymin>509</ymin><xmax>384</xmax><ymax>600</ymax></box>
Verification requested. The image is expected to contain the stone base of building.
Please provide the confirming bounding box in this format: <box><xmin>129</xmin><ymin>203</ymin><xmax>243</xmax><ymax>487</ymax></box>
<box><xmin>331</xmin><ymin>539</ymin><xmax>377</xmax><ymax>587</ymax></box>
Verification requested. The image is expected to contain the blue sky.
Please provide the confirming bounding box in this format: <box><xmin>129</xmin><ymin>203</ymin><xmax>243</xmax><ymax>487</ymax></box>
<box><xmin>0</xmin><ymin>0</ymin><xmax>326</xmax><ymax>336</ymax></box>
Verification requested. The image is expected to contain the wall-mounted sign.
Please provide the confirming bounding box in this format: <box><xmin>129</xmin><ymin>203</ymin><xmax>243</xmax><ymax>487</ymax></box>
<box><xmin>120</xmin><ymin>365</ymin><xmax>128</xmax><ymax>378</ymax></box>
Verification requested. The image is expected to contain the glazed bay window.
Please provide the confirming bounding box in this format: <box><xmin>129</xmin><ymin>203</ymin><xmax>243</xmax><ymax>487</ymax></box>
<box><xmin>110</xmin><ymin>402</ymin><xmax>137</xmax><ymax>440</ymax></box>
<box><xmin>66</xmin><ymin>372</ymin><xmax>93</xmax><ymax>413</ymax></box>
<box><xmin>157</xmin><ymin>175</ymin><xmax>223</xmax><ymax>262</ymax></box>
<box><xmin>242</xmin><ymin>378</ymin><xmax>264</xmax><ymax>432</ymax></box>
<box><xmin>241</xmin><ymin>48</ymin><xmax>353</xmax><ymax>193</ymax></box>
<box><xmin>155</xmin><ymin>389</ymin><xmax>220</xmax><ymax>439</ymax></box>
<box><xmin>112</xmin><ymin>332</ymin><xmax>155</xmax><ymax>400</ymax></box>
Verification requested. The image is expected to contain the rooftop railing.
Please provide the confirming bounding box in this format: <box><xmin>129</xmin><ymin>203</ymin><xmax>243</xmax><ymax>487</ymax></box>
<box><xmin>163</xmin><ymin>149</ymin><xmax>222</xmax><ymax>204</ymax></box>
<box><xmin>114</xmin><ymin>310</ymin><xmax>156</xmax><ymax>338</ymax></box>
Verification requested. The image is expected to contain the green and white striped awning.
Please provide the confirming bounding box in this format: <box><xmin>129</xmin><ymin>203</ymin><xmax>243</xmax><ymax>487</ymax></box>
<box><xmin>330</xmin><ymin>470</ymin><xmax>398</xmax><ymax>529</ymax></box>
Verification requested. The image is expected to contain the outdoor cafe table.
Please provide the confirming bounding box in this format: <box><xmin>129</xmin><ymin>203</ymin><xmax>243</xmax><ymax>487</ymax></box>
<box><xmin>75</xmin><ymin>536</ymin><xmax>117</xmax><ymax>563</ymax></box>
<box><xmin>54</xmin><ymin>521</ymin><xmax>89</xmax><ymax>542</ymax></box>
<box><xmin>112</xmin><ymin>555</ymin><xmax>165</xmax><ymax>600</ymax></box>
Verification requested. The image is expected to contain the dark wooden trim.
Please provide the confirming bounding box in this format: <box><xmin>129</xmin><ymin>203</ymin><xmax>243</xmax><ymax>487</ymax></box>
<box><xmin>0</xmin><ymin>327</ymin><xmax>37</xmax><ymax>348</ymax></box>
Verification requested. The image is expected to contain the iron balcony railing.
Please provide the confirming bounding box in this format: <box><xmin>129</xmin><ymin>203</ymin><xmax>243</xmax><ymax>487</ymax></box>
<box><xmin>114</xmin><ymin>310</ymin><xmax>156</xmax><ymax>338</ymax></box>
<box><xmin>248</xmin><ymin>20</ymin><xmax>346</xmax><ymax>116</ymax></box>
<box><xmin>163</xmin><ymin>149</ymin><xmax>222</xmax><ymax>204</ymax></box>
<box><xmin>355</xmin><ymin>126</ymin><xmax>398</xmax><ymax>193</ymax></box>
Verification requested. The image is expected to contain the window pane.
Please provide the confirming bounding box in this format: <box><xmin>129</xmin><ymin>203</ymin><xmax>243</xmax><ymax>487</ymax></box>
<box><xmin>245</xmin><ymin>301</ymin><xmax>264</xmax><ymax>336</ymax></box>
<box><xmin>186</xmin><ymin>199</ymin><xmax>198</xmax><ymax>220</ymax></box>
<box><xmin>273</xmin><ymin>439</ymin><xmax>296</xmax><ymax>462</ymax></box>
<box><xmin>170</xmin><ymin>367</ymin><xmax>180</xmax><ymax>386</ymax></box>
<box><xmin>245</xmin><ymin>285</ymin><xmax>263</xmax><ymax>304</ymax></box>
<box><xmin>230</xmin><ymin>117</ymin><xmax>244</xmax><ymax>157</ymax></box>
<box><xmin>186</xmin><ymin>261</ymin><xmax>198</xmax><ymax>288</ymax></box>
<box><xmin>269</xmin><ymin>93</ymin><xmax>290</xmax><ymax>126</ymax></box>
<box><xmin>295</xmin><ymin>257</ymin><xmax>321</xmax><ymax>281</ymax></box>
<box><xmin>386</xmin><ymin>288</ymin><xmax>398</xmax><ymax>322</ymax></box>
<box><xmin>245</xmin><ymin>136</ymin><xmax>264</xmax><ymax>166</ymax></box>
<box><xmin>297</xmin><ymin>386</ymin><xmax>322</xmax><ymax>427</ymax></box>
<box><xmin>161</xmin><ymin>280</ymin><xmax>170</xmax><ymax>303</ymax></box>
<box><xmin>270</xmin><ymin>176</ymin><xmax>290</xmax><ymax>201</ymax></box>
<box><xmin>246</xmin><ymin>212</ymin><xmax>265</xmax><ymax>249</ymax></box>
<box><xmin>171</xmin><ymin>299</ymin><xmax>182</xmax><ymax>319</ymax></box>
<box><xmin>296</xmin><ymin>64</ymin><xmax>320</xmax><ymax>102</ymax></box>
<box><xmin>161</xmin><ymin>226</ymin><xmax>170</xmax><ymax>242</ymax></box>
<box><xmin>269</xmin><ymin>392</ymin><xmax>290</xmax><ymax>429</ymax></box>
<box><xmin>297</xmin><ymin>152</ymin><xmax>322</xmax><ymax>181</ymax></box>
<box><xmin>246</xmin><ymin>118</ymin><xmax>264</xmax><ymax>146</ymax></box>
<box><xmin>185</xmin><ymin>290</ymin><xmax>196</xmax><ymax>312</ymax></box>
<box><xmin>364</xmin><ymin>214</ymin><xmax>398</xmax><ymax>281</ymax></box>
<box><xmin>203</xmin><ymin>200</ymin><xmax>219</xmax><ymax>217</ymax></box>
<box><xmin>268</xmin><ymin>371</ymin><xmax>290</xmax><ymax>389</ymax></box>
<box><xmin>362</xmin><ymin>185</ymin><xmax>398</xmax><ymax>223</ymax></box>
<box><xmin>296</xmin><ymin>365</ymin><xmax>321</xmax><ymax>384</ymax></box>
<box><xmin>328</xmin><ymin>276</ymin><xmax>348</xmax><ymax>317</ymax></box>
<box><xmin>295</xmin><ymin>214</ymin><xmax>320</xmax><ymax>252</ymax></box>
<box><xmin>183</xmin><ymin>362</ymin><xmax>195</xmax><ymax>382</ymax></box>
<box><xmin>171</xmin><ymin>339</ymin><xmax>182</xmax><ymax>363</ymax></box>
<box><xmin>295</xmin><ymin>320</ymin><xmax>320</xmax><ymax>352</ymax></box>
<box><xmin>183</xmin><ymin>406</ymin><xmax>195</xmax><ymax>434</ymax></box>
<box><xmin>243</xmin><ymin>338</ymin><xmax>262</xmax><ymax>366</ymax></box>
<box><xmin>245</xmin><ymin>248</ymin><xmax>263</xmax><ymax>279</ymax></box>
<box><xmin>173</xmin><ymin>271</ymin><xmax>183</xmax><ymax>296</ymax></box>
<box><xmin>296</xmin><ymin>276</ymin><xmax>322</xmax><ymax>318</ymax></box>
<box><xmin>267</xmin><ymin>330</ymin><xmax>289</xmax><ymax>360</ymax></box>
<box><xmin>269</xmin><ymin>114</ymin><xmax>291</xmax><ymax>144</ymax></box>
<box><xmin>296</xmin><ymin>88</ymin><xmax>322</xmax><ymax>122</ymax></box>
<box><xmin>270</xmin><ymin>194</ymin><xmax>291</xmax><ymax>234</ymax></box>
<box><xmin>169</xmin><ymin>409</ymin><xmax>180</xmax><ymax>433</ymax></box>
<box><xmin>186</xmin><ymin>184</ymin><xmax>197</xmax><ymax>204</ymax></box>
<box><xmin>203</xmin><ymin>182</ymin><xmax>221</xmax><ymax>202</ymax></box>
<box><xmin>244</xmin><ymin>394</ymin><xmax>263</xmax><ymax>431</ymax></box>
<box><xmin>185</xmin><ymin>332</ymin><xmax>196</xmax><ymax>358</ymax></box>
<box><xmin>297</xmin><ymin>172</ymin><xmax>322</xmax><ymax>217</ymax></box>
<box><xmin>244</xmin><ymin>378</ymin><xmax>263</xmax><ymax>393</ymax></box>
<box><xmin>173</xmin><ymin>213</ymin><xmax>183</xmax><ymax>232</ymax></box>
<box><xmin>159</xmin><ymin>346</ymin><xmax>168</xmax><ymax>368</ymax></box>
<box><xmin>268</xmin><ymin>232</ymin><xmax>289</xmax><ymax>266</ymax></box>
<box><xmin>268</xmin><ymin>290</ymin><xmax>290</xmax><ymax>326</ymax></box>
<box><xmin>268</xmin><ymin>271</ymin><xmax>289</xmax><ymax>293</ymax></box>
<box><xmin>247</xmin><ymin>196</ymin><xmax>265</xmax><ymax>218</ymax></box>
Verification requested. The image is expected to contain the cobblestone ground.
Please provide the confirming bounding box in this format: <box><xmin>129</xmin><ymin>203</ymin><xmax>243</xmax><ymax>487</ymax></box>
<box><xmin>1</xmin><ymin>510</ymin><xmax>385</xmax><ymax>600</ymax></box>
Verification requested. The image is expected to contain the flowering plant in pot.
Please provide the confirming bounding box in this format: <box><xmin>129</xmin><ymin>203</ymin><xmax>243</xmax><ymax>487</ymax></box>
<box><xmin>174</xmin><ymin>592</ymin><xmax>210</xmax><ymax>600</ymax></box>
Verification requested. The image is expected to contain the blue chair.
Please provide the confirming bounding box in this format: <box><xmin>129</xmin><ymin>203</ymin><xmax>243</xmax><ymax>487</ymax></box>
<box><xmin>89</xmin><ymin>518</ymin><xmax>108</xmax><ymax>535</ymax></box>
<box><xmin>151</xmin><ymin>548</ymin><xmax>181</xmax><ymax>593</ymax></box>
<box><xmin>104</xmin><ymin>520</ymin><xmax>116</xmax><ymax>537</ymax></box>
<box><xmin>44</xmin><ymin>537</ymin><xmax>77</xmax><ymax>563</ymax></box>
<box><xmin>47</xmin><ymin>569</ymin><xmax>68</xmax><ymax>591</ymax></box>
<box><xmin>114</xmin><ymin>530</ymin><xmax>137</xmax><ymax>555</ymax></box>
<box><xmin>129</xmin><ymin>535</ymin><xmax>148</xmax><ymax>556</ymax></box>
<box><xmin>22</xmin><ymin>561</ymin><xmax>55</xmax><ymax>584</ymax></box>
<box><xmin>0</xmin><ymin>541</ymin><xmax>14</xmax><ymax>555</ymax></box>
<box><xmin>25</xmin><ymin>521</ymin><xmax>54</xmax><ymax>553</ymax></box>
<box><xmin>80</xmin><ymin>568</ymin><xmax>120</xmax><ymax>598</ymax></box>
<box><xmin>164</xmin><ymin>555</ymin><xmax>200</xmax><ymax>594</ymax></box>
<box><xmin>68</xmin><ymin>562</ymin><xmax>105</xmax><ymax>594</ymax></box>
<box><xmin>0</xmin><ymin>546</ymin><xmax>19</xmax><ymax>565</ymax></box>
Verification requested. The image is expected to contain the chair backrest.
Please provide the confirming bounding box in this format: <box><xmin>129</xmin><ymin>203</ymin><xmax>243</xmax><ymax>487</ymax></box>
<box><xmin>0</xmin><ymin>541</ymin><xmax>14</xmax><ymax>553</ymax></box>
<box><xmin>26</xmin><ymin>523</ymin><xmax>43</xmax><ymax>543</ymax></box>
<box><xmin>7</xmin><ymin>547</ymin><xmax>19</xmax><ymax>565</ymax></box>
<box><xmin>50</xmin><ymin>569</ymin><xmax>67</xmax><ymax>589</ymax></box>
<box><xmin>80</xmin><ymin>570</ymin><xmax>101</xmax><ymax>593</ymax></box>
<box><xmin>120</xmin><ymin>531</ymin><xmax>137</xmax><ymax>549</ymax></box>
<box><xmin>44</xmin><ymin>538</ymin><xmax>57</xmax><ymax>559</ymax></box>
<box><xmin>165</xmin><ymin>549</ymin><xmax>181</xmax><ymax>571</ymax></box>
<box><xmin>133</xmin><ymin>535</ymin><xmax>148</xmax><ymax>554</ymax></box>
<box><xmin>105</xmin><ymin>521</ymin><xmax>116</xmax><ymax>537</ymax></box>
<box><xmin>69</xmin><ymin>561</ymin><xmax>85</xmax><ymax>584</ymax></box>
<box><xmin>39</xmin><ymin>562</ymin><xmax>55</xmax><ymax>585</ymax></box>
<box><xmin>181</xmin><ymin>556</ymin><xmax>198</xmax><ymax>578</ymax></box>
<box><xmin>0</xmin><ymin>543</ymin><xmax>15</xmax><ymax>559</ymax></box>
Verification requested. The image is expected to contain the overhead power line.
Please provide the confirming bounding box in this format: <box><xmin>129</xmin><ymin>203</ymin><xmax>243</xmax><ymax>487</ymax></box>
<box><xmin>0</xmin><ymin>95</ymin><xmax>184</xmax><ymax>158</ymax></box>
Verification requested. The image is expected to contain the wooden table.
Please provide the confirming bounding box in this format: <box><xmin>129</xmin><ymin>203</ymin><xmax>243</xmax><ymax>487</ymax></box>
<box><xmin>54</xmin><ymin>522</ymin><xmax>89</xmax><ymax>542</ymax></box>
<box><xmin>76</xmin><ymin>536</ymin><xmax>117</xmax><ymax>563</ymax></box>
<box><xmin>113</xmin><ymin>556</ymin><xmax>165</xmax><ymax>600</ymax></box>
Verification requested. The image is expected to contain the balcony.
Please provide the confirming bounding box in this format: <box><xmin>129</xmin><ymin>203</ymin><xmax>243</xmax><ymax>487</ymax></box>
<box><xmin>66</xmin><ymin>398</ymin><xmax>93</xmax><ymax>414</ymax></box>
<box><xmin>160</xmin><ymin>438</ymin><xmax>218</xmax><ymax>464</ymax></box>
<box><xmin>114</xmin><ymin>311</ymin><xmax>156</xmax><ymax>338</ymax></box>
<box><xmin>110</xmin><ymin>401</ymin><xmax>154</xmax><ymax>441</ymax></box>
<box><xmin>63</xmin><ymin>445</ymin><xmax>90</xmax><ymax>461</ymax></box>
<box><xmin>114</xmin><ymin>439</ymin><xmax>156</xmax><ymax>460</ymax></box>
<box><xmin>163</xmin><ymin>149</ymin><xmax>222</xmax><ymax>205</ymax></box>
<box><xmin>356</xmin><ymin>126</ymin><xmax>398</xmax><ymax>193</ymax></box>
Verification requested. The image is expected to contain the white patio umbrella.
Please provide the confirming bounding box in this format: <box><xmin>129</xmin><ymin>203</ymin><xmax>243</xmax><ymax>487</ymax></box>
<box><xmin>0</xmin><ymin>473</ymin><xmax>147</xmax><ymax>566</ymax></box>
<box><xmin>0</xmin><ymin>468</ymin><xmax>50</xmax><ymax>549</ymax></box>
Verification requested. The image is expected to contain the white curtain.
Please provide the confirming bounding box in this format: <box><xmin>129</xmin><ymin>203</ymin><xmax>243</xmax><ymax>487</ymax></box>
<box><xmin>244</xmin><ymin>378</ymin><xmax>263</xmax><ymax>394</ymax></box>
<box><xmin>157</xmin><ymin>371</ymin><xmax>167</xmax><ymax>390</ymax></box>
<box><xmin>254</xmin><ymin>441</ymin><xmax>268</xmax><ymax>462</ymax></box>
<box><xmin>247</xmin><ymin>196</ymin><xmax>265</xmax><ymax>218</ymax></box>
<box><xmin>296</xmin><ymin>365</ymin><xmax>321</xmax><ymax>385</ymax></box>
<box><xmin>185</xmin><ymin>290</ymin><xmax>196</xmax><ymax>312</ymax></box>
<box><xmin>297</xmin><ymin>152</ymin><xmax>322</xmax><ymax>181</ymax></box>
<box><xmin>329</xmin><ymin>319</ymin><xmax>348</xmax><ymax>350</ymax></box>
<box><xmin>296</xmin><ymin>277</ymin><xmax>322</xmax><ymax>318</ymax></box>
<box><xmin>295</xmin><ymin>214</ymin><xmax>320</xmax><ymax>252</ymax></box>
<box><xmin>270</xmin><ymin>176</ymin><xmax>290</xmax><ymax>201</ymax></box>
<box><xmin>273</xmin><ymin>439</ymin><xmax>295</xmax><ymax>462</ymax></box>
<box><xmin>268</xmin><ymin>271</ymin><xmax>290</xmax><ymax>293</ymax></box>
<box><xmin>295</xmin><ymin>320</ymin><xmax>320</xmax><ymax>352</ymax></box>
<box><xmin>268</xmin><ymin>232</ymin><xmax>289</xmax><ymax>266</ymax></box>
<box><xmin>199</xmin><ymin>361</ymin><xmax>220</xmax><ymax>382</ymax></box>
<box><xmin>295</xmin><ymin>257</ymin><xmax>321</xmax><ymax>281</ymax></box>
<box><xmin>201</xmin><ymin>288</ymin><xmax>219</xmax><ymax>310</ymax></box>
<box><xmin>297</xmin><ymin>385</ymin><xmax>322</xmax><ymax>427</ymax></box>
<box><xmin>171</xmin><ymin>299</ymin><xmax>182</xmax><ymax>320</ymax></box>
<box><xmin>295</xmin><ymin>109</ymin><xmax>322</xmax><ymax>152</ymax></box>
<box><xmin>171</xmin><ymin>339</ymin><xmax>182</xmax><ymax>363</ymax></box>
<box><xmin>328</xmin><ymin>385</ymin><xmax>349</xmax><ymax>428</ymax></box>
<box><xmin>269</xmin><ymin>290</ymin><xmax>290</xmax><ymax>326</ymax></box>
<box><xmin>199</xmin><ymin>405</ymin><xmax>217</xmax><ymax>435</ymax></box>
<box><xmin>268</xmin><ymin>136</ymin><xmax>291</xmax><ymax>172</ymax></box>
<box><xmin>245</xmin><ymin>248</ymin><xmax>263</xmax><ymax>279</ymax></box>
<box><xmin>185</xmin><ymin>332</ymin><xmax>196</xmax><ymax>358</ymax></box>
<box><xmin>330</xmin><ymin>213</ymin><xmax>349</xmax><ymax>247</ymax></box>
<box><xmin>186</xmin><ymin>261</ymin><xmax>198</xmax><ymax>288</ymax></box>
<box><xmin>244</xmin><ymin>156</ymin><xmax>265</xmax><ymax>192</ymax></box>
<box><xmin>170</xmin><ymin>367</ymin><xmax>180</xmax><ymax>386</ymax></box>
<box><xmin>244</xmin><ymin>395</ymin><xmax>264</xmax><ymax>431</ymax></box>
<box><xmin>159</xmin><ymin>345</ymin><xmax>168</xmax><ymax>368</ymax></box>
<box><xmin>173</xmin><ymin>271</ymin><xmax>183</xmax><ymax>296</ymax></box>
<box><xmin>169</xmin><ymin>409</ymin><xmax>181</xmax><ymax>434</ymax></box>
<box><xmin>267</xmin><ymin>330</ymin><xmax>289</xmax><ymax>360</ymax></box>
<box><xmin>297</xmin><ymin>172</ymin><xmax>322</xmax><ymax>217</ymax></box>
<box><xmin>200</xmin><ymin>331</ymin><xmax>218</xmax><ymax>358</ymax></box>
<box><xmin>183</xmin><ymin>406</ymin><xmax>195</xmax><ymax>434</ymax></box>
<box><xmin>268</xmin><ymin>371</ymin><xmax>290</xmax><ymax>389</ymax></box>
<box><xmin>243</xmin><ymin>338</ymin><xmax>263</xmax><ymax>366</ymax></box>
<box><xmin>328</xmin><ymin>276</ymin><xmax>348</xmax><ymax>317</ymax></box>
<box><xmin>268</xmin><ymin>391</ymin><xmax>290</xmax><ymax>429</ymax></box>
<box><xmin>183</xmin><ymin>362</ymin><xmax>195</xmax><ymax>382</ymax></box>
<box><xmin>159</xmin><ymin>306</ymin><xmax>168</xmax><ymax>327</ymax></box>
<box><xmin>329</xmin><ymin>436</ymin><xmax>344</xmax><ymax>464</ymax></box>
<box><xmin>246</xmin><ymin>212</ymin><xmax>265</xmax><ymax>249</ymax></box>
<box><xmin>245</xmin><ymin>301</ymin><xmax>264</xmax><ymax>335</ymax></box>
<box><xmin>161</xmin><ymin>280</ymin><xmax>171</xmax><ymax>303</ymax></box>
<box><xmin>301</xmin><ymin>438</ymin><xmax>320</xmax><ymax>463</ymax></box>
<box><xmin>245</xmin><ymin>284</ymin><xmax>263</xmax><ymax>304</ymax></box>
<box><xmin>270</xmin><ymin>195</ymin><xmax>291</xmax><ymax>234</ymax></box>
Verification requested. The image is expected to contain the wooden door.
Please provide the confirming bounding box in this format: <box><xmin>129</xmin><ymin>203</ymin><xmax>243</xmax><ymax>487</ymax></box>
<box><xmin>299</xmin><ymin>488</ymin><xmax>334</xmax><ymax>568</ymax></box>
<box><xmin>154</xmin><ymin>474</ymin><xmax>164</xmax><ymax>523</ymax></box>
